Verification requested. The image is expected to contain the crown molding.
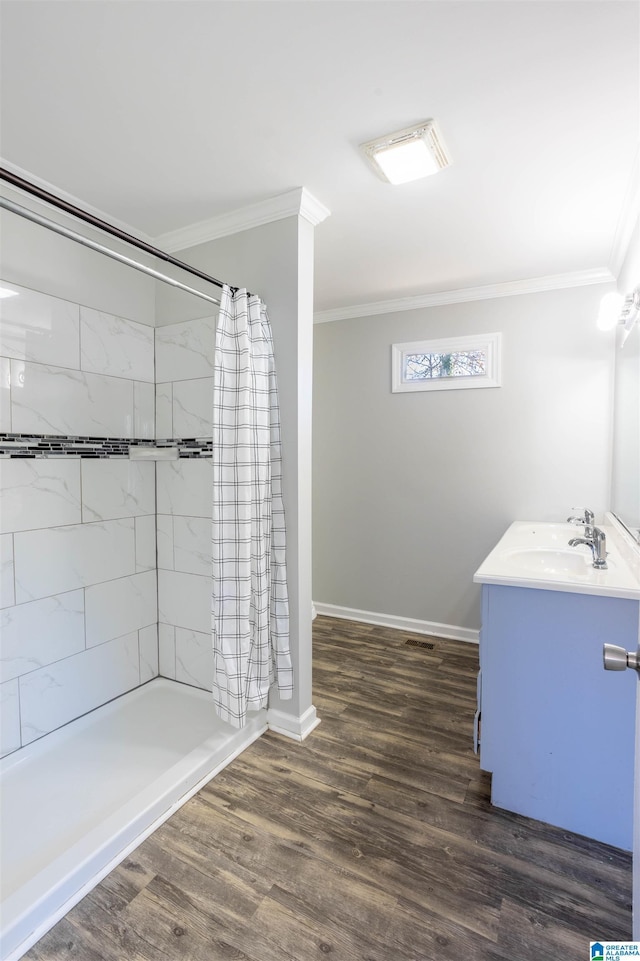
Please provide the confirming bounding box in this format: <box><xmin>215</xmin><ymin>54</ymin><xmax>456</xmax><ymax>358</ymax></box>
<box><xmin>608</xmin><ymin>145</ymin><xmax>639</xmax><ymax>279</ymax></box>
<box><xmin>0</xmin><ymin>161</ymin><xmax>332</xmax><ymax>255</ymax></box>
<box><xmin>298</xmin><ymin>188</ymin><xmax>332</xmax><ymax>227</ymax></box>
<box><xmin>155</xmin><ymin>187</ymin><xmax>330</xmax><ymax>253</ymax></box>
<box><xmin>313</xmin><ymin>267</ymin><xmax>615</xmax><ymax>324</ymax></box>
<box><xmin>0</xmin><ymin>157</ymin><xmax>156</xmax><ymax>245</ymax></box>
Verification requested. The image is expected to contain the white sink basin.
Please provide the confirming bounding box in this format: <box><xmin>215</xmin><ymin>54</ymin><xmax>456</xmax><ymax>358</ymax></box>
<box><xmin>506</xmin><ymin>522</ymin><xmax>583</xmax><ymax>546</ymax></box>
<box><xmin>503</xmin><ymin>547</ymin><xmax>593</xmax><ymax>577</ymax></box>
<box><xmin>474</xmin><ymin>516</ymin><xmax>640</xmax><ymax>600</ymax></box>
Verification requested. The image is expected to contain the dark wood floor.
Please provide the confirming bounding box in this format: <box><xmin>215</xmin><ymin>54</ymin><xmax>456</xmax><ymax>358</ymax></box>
<box><xmin>26</xmin><ymin>616</ymin><xmax>632</xmax><ymax>961</ymax></box>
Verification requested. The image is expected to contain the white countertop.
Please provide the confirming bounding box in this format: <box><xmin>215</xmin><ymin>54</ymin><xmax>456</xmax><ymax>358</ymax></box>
<box><xmin>474</xmin><ymin>513</ymin><xmax>640</xmax><ymax>600</ymax></box>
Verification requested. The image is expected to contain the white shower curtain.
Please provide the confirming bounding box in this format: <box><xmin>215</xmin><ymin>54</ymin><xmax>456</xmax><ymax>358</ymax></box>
<box><xmin>211</xmin><ymin>286</ymin><xmax>293</xmax><ymax>728</ymax></box>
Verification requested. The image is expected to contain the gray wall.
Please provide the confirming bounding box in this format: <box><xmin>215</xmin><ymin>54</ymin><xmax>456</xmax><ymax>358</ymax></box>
<box><xmin>313</xmin><ymin>282</ymin><xmax>616</xmax><ymax>633</ymax></box>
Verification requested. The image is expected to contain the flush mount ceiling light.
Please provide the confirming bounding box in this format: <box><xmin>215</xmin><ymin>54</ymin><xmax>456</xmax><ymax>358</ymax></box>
<box><xmin>361</xmin><ymin>120</ymin><xmax>452</xmax><ymax>185</ymax></box>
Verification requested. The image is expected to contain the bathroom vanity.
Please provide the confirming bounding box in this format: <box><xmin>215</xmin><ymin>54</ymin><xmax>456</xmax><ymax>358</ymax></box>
<box><xmin>474</xmin><ymin>514</ymin><xmax>640</xmax><ymax>850</ymax></box>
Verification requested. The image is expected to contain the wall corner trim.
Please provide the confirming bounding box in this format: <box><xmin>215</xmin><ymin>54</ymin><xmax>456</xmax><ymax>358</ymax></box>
<box><xmin>267</xmin><ymin>705</ymin><xmax>321</xmax><ymax>741</ymax></box>
<box><xmin>313</xmin><ymin>602</ymin><xmax>480</xmax><ymax>645</ymax></box>
<box><xmin>313</xmin><ymin>267</ymin><xmax>615</xmax><ymax>324</ymax></box>
<box><xmin>155</xmin><ymin>188</ymin><xmax>331</xmax><ymax>253</ymax></box>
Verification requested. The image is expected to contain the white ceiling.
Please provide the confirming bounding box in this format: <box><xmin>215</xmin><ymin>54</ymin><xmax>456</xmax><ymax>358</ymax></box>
<box><xmin>0</xmin><ymin>1</ymin><xmax>638</xmax><ymax>313</ymax></box>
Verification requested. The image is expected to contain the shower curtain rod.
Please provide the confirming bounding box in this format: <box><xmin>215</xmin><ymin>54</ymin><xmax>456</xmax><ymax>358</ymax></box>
<box><xmin>0</xmin><ymin>166</ymin><xmax>241</xmax><ymax>304</ymax></box>
<box><xmin>0</xmin><ymin>197</ymin><xmax>224</xmax><ymax>307</ymax></box>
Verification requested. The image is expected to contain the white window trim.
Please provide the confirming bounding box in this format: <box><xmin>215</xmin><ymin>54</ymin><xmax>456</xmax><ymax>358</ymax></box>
<box><xmin>391</xmin><ymin>331</ymin><xmax>502</xmax><ymax>393</ymax></box>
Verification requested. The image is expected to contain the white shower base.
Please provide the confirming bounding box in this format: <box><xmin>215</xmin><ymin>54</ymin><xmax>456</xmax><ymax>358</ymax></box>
<box><xmin>0</xmin><ymin>678</ymin><xmax>267</xmax><ymax>961</ymax></box>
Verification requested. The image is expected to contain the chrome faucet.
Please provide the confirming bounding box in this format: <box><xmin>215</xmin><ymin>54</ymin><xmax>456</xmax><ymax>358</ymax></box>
<box><xmin>567</xmin><ymin>507</ymin><xmax>594</xmax><ymax>539</ymax></box>
<box><xmin>568</xmin><ymin>526</ymin><xmax>608</xmax><ymax>569</ymax></box>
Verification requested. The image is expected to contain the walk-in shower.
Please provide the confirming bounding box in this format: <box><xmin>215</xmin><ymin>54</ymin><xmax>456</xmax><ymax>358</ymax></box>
<box><xmin>0</xmin><ymin>171</ymin><xmax>269</xmax><ymax>960</ymax></box>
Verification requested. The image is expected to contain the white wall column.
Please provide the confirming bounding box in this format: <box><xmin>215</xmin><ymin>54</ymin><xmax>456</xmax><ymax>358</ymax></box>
<box><xmin>168</xmin><ymin>189</ymin><xmax>330</xmax><ymax>740</ymax></box>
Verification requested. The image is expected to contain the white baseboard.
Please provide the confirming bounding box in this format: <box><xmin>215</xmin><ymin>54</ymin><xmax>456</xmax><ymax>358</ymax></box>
<box><xmin>312</xmin><ymin>602</ymin><xmax>479</xmax><ymax>644</ymax></box>
<box><xmin>267</xmin><ymin>705</ymin><xmax>321</xmax><ymax>741</ymax></box>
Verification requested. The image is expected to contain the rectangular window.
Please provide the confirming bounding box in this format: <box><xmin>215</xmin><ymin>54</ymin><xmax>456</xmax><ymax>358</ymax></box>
<box><xmin>392</xmin><ymin>332</ymin><xmax>501</xmax><ymax>393</ymax></box>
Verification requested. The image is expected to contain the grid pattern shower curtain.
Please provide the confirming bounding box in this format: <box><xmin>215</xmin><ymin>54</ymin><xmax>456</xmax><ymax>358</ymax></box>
<box><xmin>211</xmin><ymin>286</ymin><xmax>293</xmax><ymax>728</ymax></box>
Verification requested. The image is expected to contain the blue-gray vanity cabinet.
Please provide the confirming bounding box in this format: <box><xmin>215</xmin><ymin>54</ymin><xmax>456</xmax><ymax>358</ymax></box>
<box><xmin>478</xmin><ymin>583</ymin><xmax>638</xmax><ymax>850</ymax></box>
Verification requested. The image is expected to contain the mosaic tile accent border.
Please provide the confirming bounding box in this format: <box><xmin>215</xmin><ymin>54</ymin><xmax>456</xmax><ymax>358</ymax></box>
<box><xmin>0</xmin><ymin>433</ymin><xmax>213</xmax><ymax>459</ymax></box>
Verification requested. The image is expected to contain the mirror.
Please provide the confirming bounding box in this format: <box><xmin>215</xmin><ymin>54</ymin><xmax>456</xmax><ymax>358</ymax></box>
<box><xmin>611</xmin><ymin>317</ymin><xmax>640</xmax><ymax>543</ymax></box>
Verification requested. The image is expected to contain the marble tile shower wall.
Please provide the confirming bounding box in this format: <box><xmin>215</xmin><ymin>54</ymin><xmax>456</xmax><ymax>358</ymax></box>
<box><xmin>0</xmin><ymin>282</ymin><xmax>155</xmax><ymax>438</ymax></box>
<box><xmin>155</xmin><ymin>317</ymin><xmax>215</xmax><ymax>694</ymax></box>
<box><xmin>0</xmin><ymin>283</ymin><xmax>158</xmax><ymax>757</ymax></box>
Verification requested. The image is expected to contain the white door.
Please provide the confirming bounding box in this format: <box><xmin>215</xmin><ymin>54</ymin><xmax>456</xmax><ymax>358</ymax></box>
<box><xmin>604</xmin><ymin>638</ymin><xmax>640</xmax><ymax>937</ymax></box>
